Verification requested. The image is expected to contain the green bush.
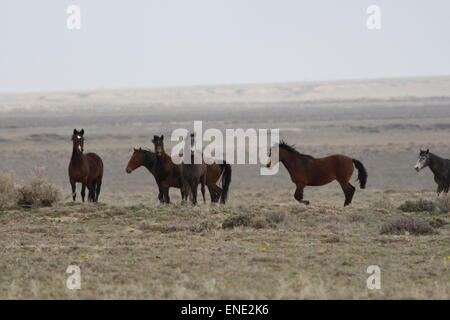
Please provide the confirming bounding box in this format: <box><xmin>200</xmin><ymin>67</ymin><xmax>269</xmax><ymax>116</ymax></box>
<box><xmin>380</xmin><ymin>216</ymin><xmax>435</xmax><ymax>235</ymax></box>
<box><xmin>222</xmin><ymin>214</ymin><xmax>252</xmax><ymax>229</ymax></box>
<box><xmin>398</xmin><ymin>199</ymin><xmax>435</xmax><ymax>213</ymax></box>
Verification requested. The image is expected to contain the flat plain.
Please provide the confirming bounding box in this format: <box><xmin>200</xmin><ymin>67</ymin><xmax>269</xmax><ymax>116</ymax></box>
<box><xmin>1</xmin><ymin>76</ymin><xmax>450</xmax><ymax>299</ymax></box>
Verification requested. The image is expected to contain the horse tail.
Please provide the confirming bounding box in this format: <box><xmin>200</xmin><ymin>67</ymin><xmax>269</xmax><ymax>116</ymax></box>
<box><xmin>220</xmin><ymin>161</ymin><xmax>232</xmax><ymax>204</ymax></box>
<box><xmin>352</xmin><ymin>159</ymin><xmax>367</xmax><ymax>189</ymax></box>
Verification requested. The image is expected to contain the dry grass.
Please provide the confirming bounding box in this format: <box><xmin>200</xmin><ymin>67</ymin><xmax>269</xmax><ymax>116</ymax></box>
<box><xmin>0</xmin><ymin>189</ymin><xmax>450</xmax><ymax>299</ymax></box>
<box><xmin>436</xmin><ymin>196</ymin><xmax>450</xmax><ymax>213</ymax></box>
<box><xmin>16</xmin><ymin>168</ymin><xmax>61</xmax><ymax>208</ymax></box>
<box><xmin>398</xmin><ymin>199</ymin><xmax>436</xmax><ymax>213</ymax></box>
<box><xmin>0</xmin><ymin>172</ymin><xmax>19</xmax><ymax>206</ymax></box>
<box><xmin>380</xmin><ymin>216</ymin><xmax>436</xmax><ymax>235</ymax></box>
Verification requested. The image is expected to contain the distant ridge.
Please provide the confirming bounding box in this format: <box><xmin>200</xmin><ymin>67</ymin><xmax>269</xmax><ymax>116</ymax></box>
<box><xmin>1</xmin><ymin>75</ymin><xmax>450</xmax><ymax>112</ymax></box>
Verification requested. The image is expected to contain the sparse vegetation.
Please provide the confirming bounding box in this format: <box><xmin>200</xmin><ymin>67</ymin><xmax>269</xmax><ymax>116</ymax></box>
<box><xmin>15</xmin><ymin>168</ymin><xmax>61</xmax><ymax>208</ymax></box>
<box><xmin>436</xmin><ymin>196</ymin><xmax>450</xmax><ymax>213</ymax></box>
<box><xmin>0</xmin><ymin>172</ymin><xmax>19</xmax><ymax>206</ymax></box>
<box><xmin>222</xmin><ymin>214</ymin><xmax>252</xmax><ymax>229</ymax></box>
<box><xmin>380</xmin><ymin>216</ymin><xmax>435</xmax><ymax>235</ymax></box>
<box><xmin>398</xmin><ymin>199</ymin><xmax>436</xmax><ymax>213</ymax></box>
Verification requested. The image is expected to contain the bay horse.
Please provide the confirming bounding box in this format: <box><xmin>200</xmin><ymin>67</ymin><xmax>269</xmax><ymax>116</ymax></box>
<box><xmin>151</xmin><ymin>135</ymin><xmax>186</xmax><ymax>204</ymax></box>
<box><xmin>180</xmin><ymin>133</ymin><xmax>207</xmax><ymax>205</ymax></box>
<box><xmin>266</xmin><ymin>141</ymin><xmax>367</xmax><ymax>206</ymax></box>
<box><xmin>414</xmin><ymin>149</ymin><xmax>450</xmax><ymax>195</ymax></box>
<box><xmin>126</xmin><ymin>147</ymin><xmax>184</xmax><ymax>202</ymax></box>
<box><xmin>68</xmin><ymin>129</ymin><xmax>104</xmax><ymax>202</ymax></box>
<box><xmin>125</xmin><ymin>146</ymin><xmax>231</xmax><ymax>204</ymax></box>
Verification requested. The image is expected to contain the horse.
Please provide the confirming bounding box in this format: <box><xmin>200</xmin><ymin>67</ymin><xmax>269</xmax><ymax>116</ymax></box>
<box><xmin>414</xmin><ymin>149</ymin><xmax>450</xmax><ymax>195</ymax></box>
<box><xmin>125</xmin><ymin>146</ymin><xmax>232</xmax><ymax>204</ymax></box>
<box><xmin>180</xmin><ymin>133</ymin><xmax>207</xmax><ymax>205</ymax></box>
<box><xmin>266</xmin><ymin>141</ymin><xmax>367</xmax><ymax>207</ymax></box>
<box><xmin>68</xmin><ymin>129</ymin><xmax>104</xmax><ymax>202</ymax></box>
<box><xmin>151</xmin><ymin>135</ymin><xmax>187</xmax><ymax>204</ymax></box>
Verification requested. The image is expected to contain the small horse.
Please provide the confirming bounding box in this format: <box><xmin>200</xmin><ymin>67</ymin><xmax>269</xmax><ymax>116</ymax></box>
<box><xmin>180</xmin><ymin>133</ymin><xmax>207</xmax><ymax>205</ymax></box>
<box><xmin>151</xmin><ymin>135</ymin><xmax>186</xmax><ymax>203</ymax></box>
<box><xmin>267</xmin><ymin>141</ymin><xmax>367</xmax><ymax>206</ymax></box>
<box><xmin>68</xmin><ymin>129</ymin><xmax>104</xmax><ymax>202</ymax></box>
<box><xmin>125</xmin><ymin>146</ymin><xmax>232</xmax><ymax>204</ymax></box>
<box><xmin>414</xmin><ymin>149</ymin><xmax>450</xmax><ymax>195</ymax></box>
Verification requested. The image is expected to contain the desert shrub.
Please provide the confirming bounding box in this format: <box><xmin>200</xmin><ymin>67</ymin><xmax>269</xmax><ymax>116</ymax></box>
<box><xmin>222</xmin><ymin>214</ymin><xmax>251</xmax><ymax>229</ymax></box>
<box><xmin>251</xmin><ymin>217</ymin><xmax>269</xmax><ymax>229</ymax></box>
<box><xmin>265</xmin><ymin>211</ymin><xmax>286</xmax><ymax>224</ymax></box>
<box><xmin>190</xmin><ymin>220</ymin><xmax>218</xmax><ymax>233</ymax></box>
<box><xmin>371</xmin><ymin>195</ymin><xmax>396</xmax><ymax>212</ymax></box>
<box><xmin>380</xmin><ymin>216</ymin><xmax>435</xmax><ymax>235</ymax></box>
<box><xmin>398</xmin><ymin>199</ymin><xmax>435</xmax><ymax>213</ymax></box>
<box><xmin>16</xmin><ymin>168</ymin><xmax>61</xmax><ymax>208</ymax></box>
<box><xmin>0</xmin><ymin>172</ymin><xmax>20</xmax><ymax>206</ymax></box>
<box><xmin>436</xmin><ymin>197</ymin><xmax>450</xmax><ymax>213</ymax></box>
<box><xmin>428</xmin><ymin>218</ymin><xmax>448</xmax><ymax>229</ymax></box>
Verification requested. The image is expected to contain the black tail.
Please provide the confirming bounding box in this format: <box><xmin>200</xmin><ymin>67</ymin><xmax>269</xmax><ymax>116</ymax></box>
<box><xmin>352</xmin><ymin>159</ymin><xmax>367</xmax><ymax>189</ymax></box>
<box><xmin>220</xmin><ymin>161</ymin><xmax>232</xmax><ymax>204</ymax></box>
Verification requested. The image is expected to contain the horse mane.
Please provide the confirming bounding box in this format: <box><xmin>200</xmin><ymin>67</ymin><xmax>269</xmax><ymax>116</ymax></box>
<box><xmin>278</xmin><ymin>141</ymin><xmax>314</xmax><ymax>160</ymax></box>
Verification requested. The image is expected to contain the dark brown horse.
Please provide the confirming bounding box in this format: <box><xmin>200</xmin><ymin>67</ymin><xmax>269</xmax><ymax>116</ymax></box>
<box><xmin>180</xmin><ymin>133</ymin><xmax>207</xmax><ymax>205</ymax></box>
<box><xmin>267</xmin><ymin>141</ymin><xmax>367</xmax><ymax>206</ymax></box>
<box><xmin>129</xmin><ymin>135</ymin><xmax>231</xmax><ymax>204</ymax></box>
<box><xmin>151</xmin><ymin>135</ymin><xmax>186</xmax><ymax>204</ymax></box>
<box><xmin>126</xmin><ymin>147</ymin><xmax>185</xmax><ymax>202</ymax></box>
<box><xmin>68</xmin><ymin>129</ymin><xmax>104</xmax><ymax>202</ymax></box>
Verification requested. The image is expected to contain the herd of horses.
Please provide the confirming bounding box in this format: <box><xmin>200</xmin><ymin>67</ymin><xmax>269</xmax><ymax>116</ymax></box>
<box><xmin>68</xmin><ymin>128</ymin><xmax>450</xmax><ymax>207</ymax></box>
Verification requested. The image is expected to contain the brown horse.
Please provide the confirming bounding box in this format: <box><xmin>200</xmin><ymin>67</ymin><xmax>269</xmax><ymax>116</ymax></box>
<box><xmin>180</xmin><ymin>133</ymin><xmax>207</xmax><ymax>205</ymax></box>
<box><xmin>134</xmin><ymin>135</ymin><xmax>230</xmax><ymax>204</ymax></box>
<box><xmin>267</xmin><ymin>141</ymin><xmax>367</xmax><ymax>206</ymax></box>
<box><xmin>68</xmin><ymin>129</ymin><xmax>104</xmax><ymax>202</ymax></box>
<box><xmin>151</xmin><ymin>135</ymin><xmax>186</xmax><ymax>204</ymax></box>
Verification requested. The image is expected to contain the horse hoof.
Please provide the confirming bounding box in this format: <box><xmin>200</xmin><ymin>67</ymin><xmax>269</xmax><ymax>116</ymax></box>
<box><xmin>303</xmin><ymin>201</ymin><xmax>310</xmax><ymax>205</ymax></box>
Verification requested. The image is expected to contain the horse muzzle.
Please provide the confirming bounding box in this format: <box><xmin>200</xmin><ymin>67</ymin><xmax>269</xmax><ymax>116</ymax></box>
<box><xmin>126</xmin><ymin>167</ymin><xmax>132</xmax><ymax>174</ymax></box>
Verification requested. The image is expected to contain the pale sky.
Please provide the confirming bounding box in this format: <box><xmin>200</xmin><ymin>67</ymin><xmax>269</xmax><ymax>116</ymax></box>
<box><xmin>1</xmin><ymin>0</ymin><xmax>449</xmax><ymax>93</ymax></box>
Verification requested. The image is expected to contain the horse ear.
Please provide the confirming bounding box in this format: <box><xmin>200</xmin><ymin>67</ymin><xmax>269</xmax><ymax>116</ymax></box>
<box><xmin>80</xmin><ymin>129</ymin><xmax>84</xmax><ymax>135</ymax></box>
<box><xmin>139</xmin><ymin>147</ymin><xmax>142</xmax><ymax>151</ymax></box>
<box><xmin>73</xmin><ymin>129</ymin><xmax>77</xmax><ymax>135</ymax></box>
<box><xmin>426</xmin><ymin>149</ymin><xmax>429</xmax><ymax>154</ymax></box>
<box><xmin>160</xmin><ymin>134</ymin><xmax>164</xmax><ymax>140</ymax></box>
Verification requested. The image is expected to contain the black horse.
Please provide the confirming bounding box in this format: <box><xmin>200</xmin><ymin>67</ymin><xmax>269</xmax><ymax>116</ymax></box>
<box><xmin>414</xmin><ymin>149</ymin><xmax>450</xmax><ymax>195</ymax></box>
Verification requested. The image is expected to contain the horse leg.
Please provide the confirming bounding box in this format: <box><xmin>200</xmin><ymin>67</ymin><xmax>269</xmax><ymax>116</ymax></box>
<box><xmin>81</xmin><ymin>183</ymin><xmax>86</xmax><ymax>203</ymax></box>
<box><xmin>201</xmin><ymin>176</ymin><xmax>206</xmax><ymax>203</ymax></box>
<box><xmin>88</xmin><ymin>180</ymin><xmax>96</xmax><ymax>202</ymax></box>
<box><xmin>294</xmin><ymin>185</ymin><xmax>309</xmax><ymax>205</ymax></box>
<box><xmin>71</xmin><ymin>181</ymin><xmax>76</xmax><ymax>201</ymax></box>
<box><xmin>340</xmin><ymin>181</ymin><xmax>355</xmax><ymax>207</ymax></box>
<box><xmin>163</xmin><ymin>187</ymin><xmax>170</xmax><ymax>204</ymax></box>
<box><xmin>208</xmin><ymin>184</ymin><xmax>221</xmax><ymax>203</ymax></box>
<box><xmin>190</xmin><ymin>180</ymin><xmax>198</xmax><ymax>205</ymax></box>
<box><xmin>95</xmin><ymin>177</ymin><xmax>102</xmax><ymax>202</ymax></box>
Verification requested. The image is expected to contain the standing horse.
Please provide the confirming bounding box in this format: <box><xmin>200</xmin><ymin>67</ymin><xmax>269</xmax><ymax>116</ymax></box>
<box><xmin>125</xmin><ymin>146</ymin><xmax>232</xmax><ymax>204</ymax></box>
<box><xmin>414</xmin><ymin>149</ymin><xmax>450</xmax><ymax>195</ymax></box>
<box><xmin>68</xmin><ymin>129</ymin><xmax>104</xmax><ymax>202</ymax></box>
<box><xmin>180</xmin><ymin>133</ymin><xmax>207</xmax><ymax>205</ymax></box>
<box><xmin>266</xmin><ymin>141</ymin><xmax>367</xmax><ymax>206</ymax></box>
<box><xmin>151</xmin><ymin>135</ymin><xmax>186</xmax><ymax>204</ymax></box>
